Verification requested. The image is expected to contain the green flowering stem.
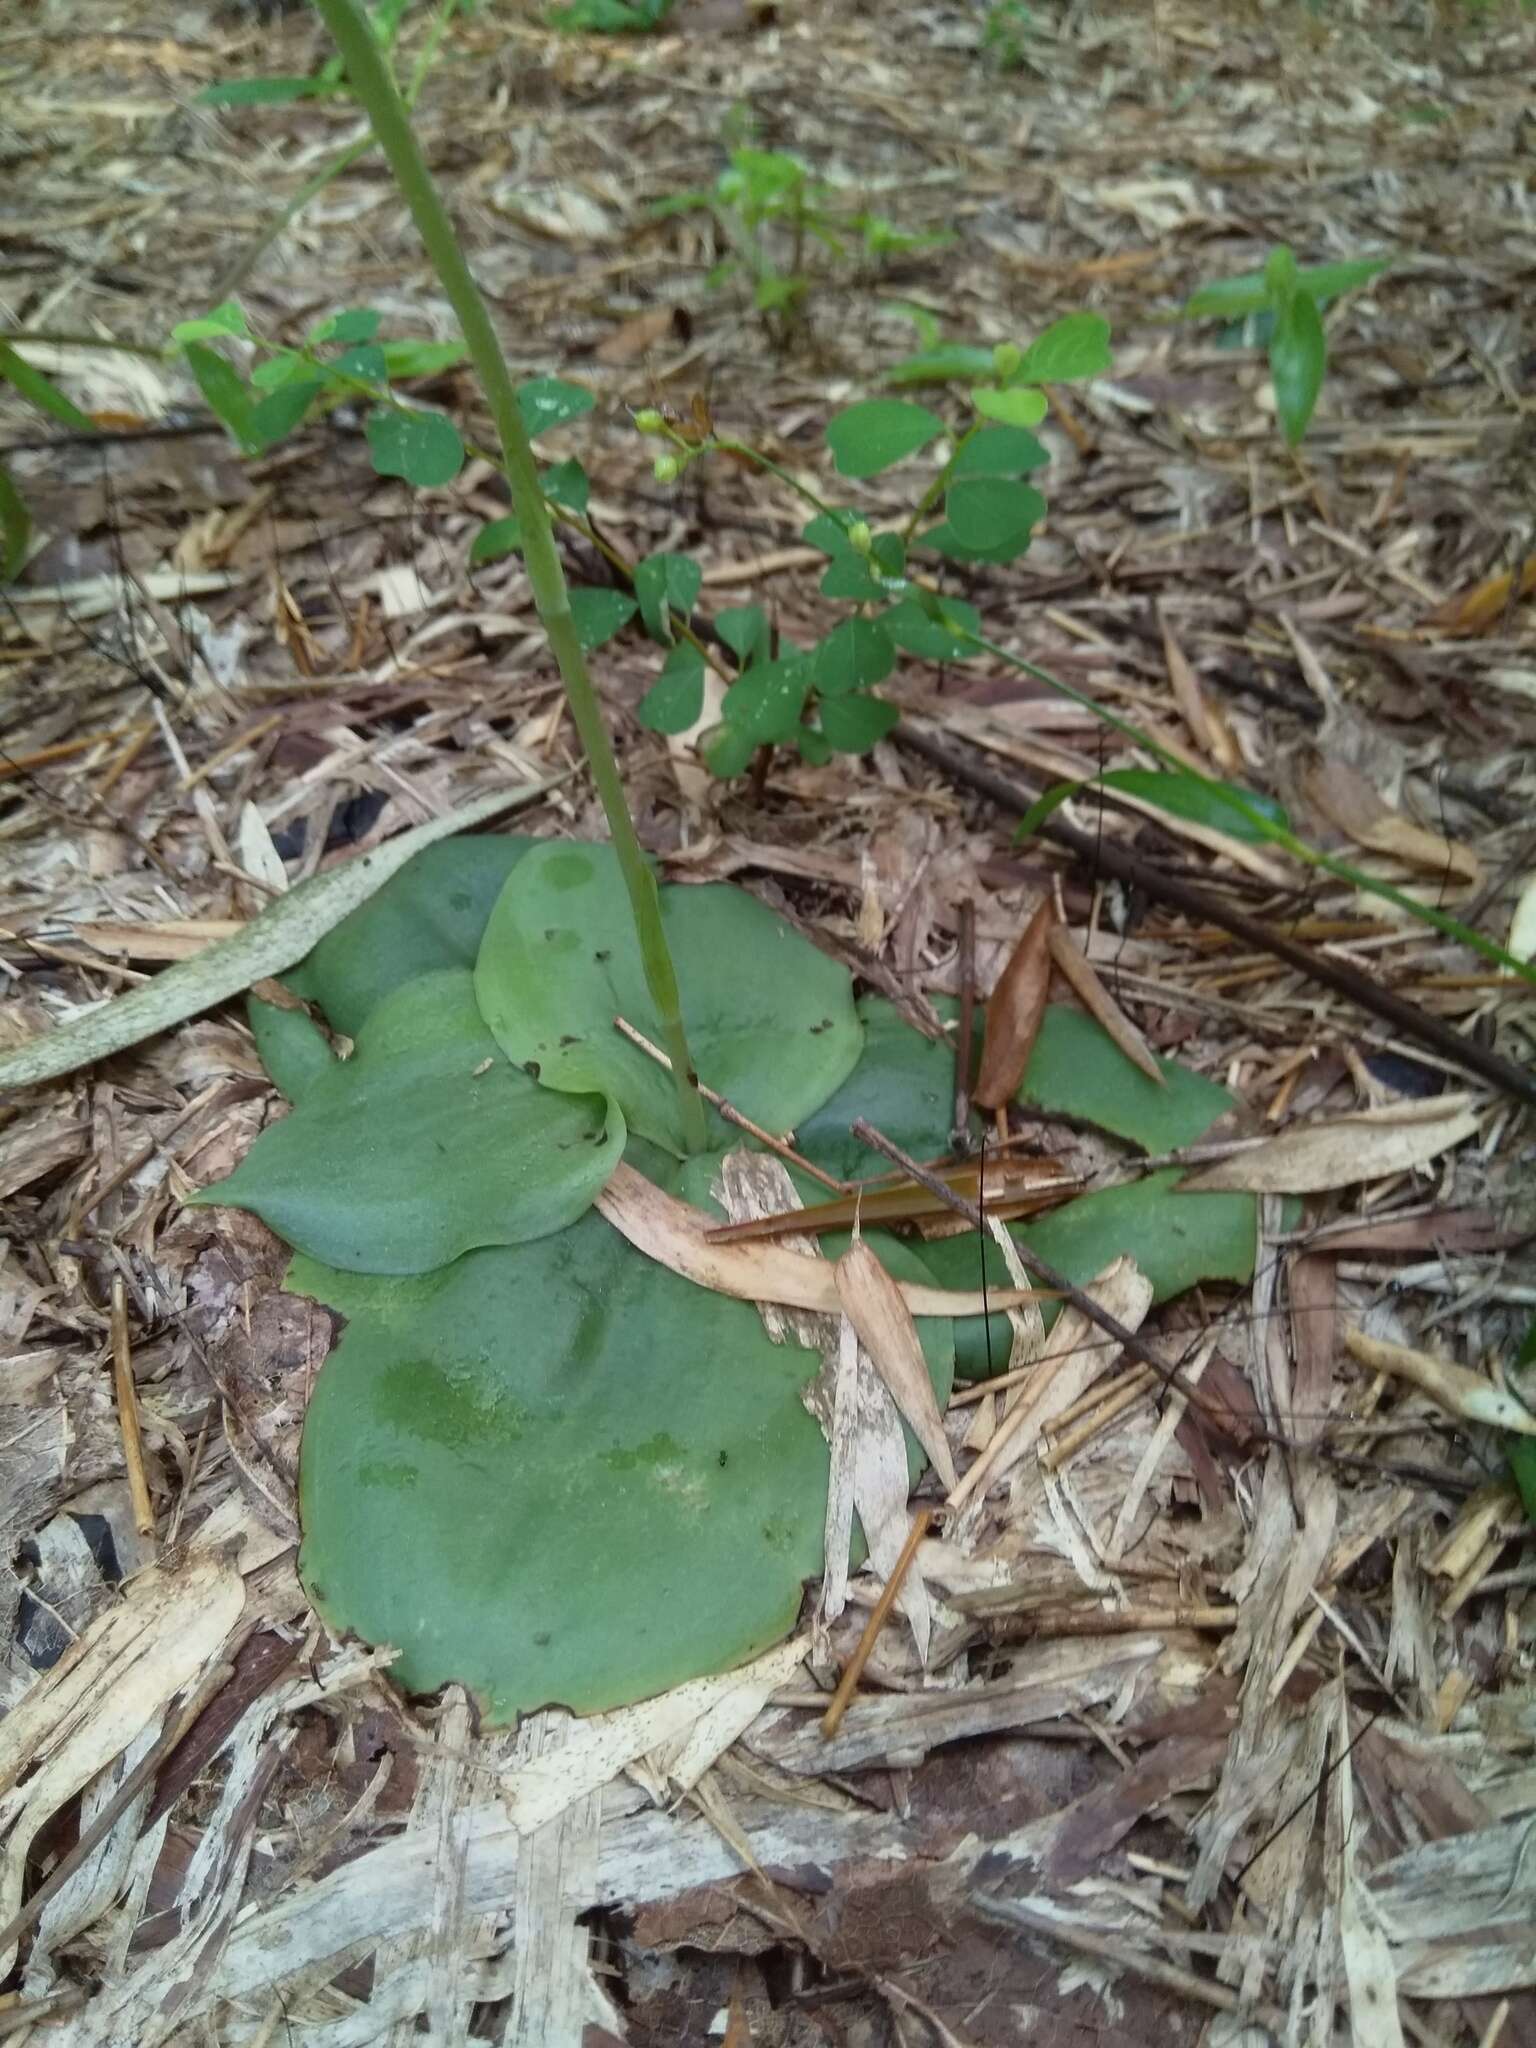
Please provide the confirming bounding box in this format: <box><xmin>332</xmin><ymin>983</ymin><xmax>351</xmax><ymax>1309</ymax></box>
<box><xmin>314</xmin><ymin>0</ymin><xmax>707</xmax><ymax>1151</ymax></box>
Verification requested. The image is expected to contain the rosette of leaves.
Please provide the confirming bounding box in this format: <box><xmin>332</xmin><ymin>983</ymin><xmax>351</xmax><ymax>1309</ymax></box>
<box><xmin>193</xmin><ymin>834</ymin><xmax>1269</xmax><ymax>1722</ymax></box>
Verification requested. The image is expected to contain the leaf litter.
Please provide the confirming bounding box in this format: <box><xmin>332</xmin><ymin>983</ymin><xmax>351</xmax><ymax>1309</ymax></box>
<box><xmin>1</xmin><ymin>0</ymin><xmax>1535</xmax><ymax>2040</ymax></box>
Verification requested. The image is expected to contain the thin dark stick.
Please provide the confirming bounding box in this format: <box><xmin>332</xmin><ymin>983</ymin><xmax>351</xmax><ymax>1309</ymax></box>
<box><xmin>953</xmin><ymin>896</ymin><xmax>977</xmax><ymax>1148</ymax></box>
<box><xmin>848</xmin><ymin>1117</ymin><xmax>1271</xmax><ymax>1448</ymax></box>
<box><xmin>896</xmin><ymin>725</ymin><xmax>1536</xmax><ymax>1111</ymax></box>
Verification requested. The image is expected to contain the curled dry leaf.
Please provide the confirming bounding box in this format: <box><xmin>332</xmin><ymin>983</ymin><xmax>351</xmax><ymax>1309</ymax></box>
<box><xmin>1344</xmin><ymin>1328</ymin><xmax>1536</xmax><ymax>1437</ymax></box>
<box><xmin>834</xmin><ymin>1239</ymin><xmax>958</xmax><ymax>1490</ymax></box>
<box><xmin>1157</xmin><ymin>603</ymin><xmax>1240</xmax><ymax>772</ymax></box>
<box><xmin>596</xmin><ymin>1163</ymin><xmax>1044</xmax><ymax>1319</ymax></box>
<box><xmin>974</xmin><ymin>899</ymin><xmax>1054</xmax><ymax>1110</ymax></box>
<box><xmin>1302</xmin><ymin>753</ymin><xmax>1482</xmax><ymax>888</ymax></box>
<box><xmin>1180</xmin><ymin>1095</ymin><xmax>1479</xmax><ymax>1194</ymax></box>
<box><xmin>1046</xmin><ymin>926</ymin><xmax>1165</xmax><ymax>1086</ymax></box>
<box><xmin>1424</xmin><ymin>551</ymin><xmax>1536</xmax><ymax>636</ymax></box>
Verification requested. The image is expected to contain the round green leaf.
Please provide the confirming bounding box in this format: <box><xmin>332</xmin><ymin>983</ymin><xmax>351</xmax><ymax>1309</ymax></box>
<box><xmin>818</xmin><ymin>692</ymin><xmax>900</xmax><ymax>754</ymax></box>
<box><xmin>703</xmin><ymin>723</ymin><xmax>759</xmax><ymax>779</ymax></box>
<box><xmin>542</xmin><ymin>458</ymin><xmax>590</xmax><ymax>513</ymax></box>
<box><xmin>365</xmin><ymin>406</ymin><xmax>465</xmax><ymax>488</ymax></box>
<box><xmin>293</xmin><ymin>1187</ymin><xmax>952</xmax><ymax>1721</ymax></box>
<box><xmin>285</xmin><ymin>835</ymin><xmax>533</xmax><ymax>1037</ymax></box>
<box><xmin>945</xmin><ymin>477</ymin><xmax>1046</xmax><ymax>553</ymax></box>
<box><xmin>192</xmin><ymin>969</ymin><xmax>624</xmax><ymax>1274</ymax></box>
<box><xmin>637</xmin><ymin>643</ymin><xmax>706</xmax><ymax>735</ymax></box>
<box><xmin>473</xmin><ymin>844</ymin><xmax>863</xmax><ymax>1156</ymax></box>
<box><xmin>969</xmin><ymin>385</ymin><xmax>1049</xmax><ymax>428</ymax></box>
<box><xmin>825</xmin><ymin>398</ymin><xmax>943</xmax><ymax>478</ymax></box>
<box><xmin>722</xmin><ymin>654</ymin><xmax>812</xmax><ymax>743</ymax></box>
<box><xmin>812</xmin><ymin>617</ymin><xmax>896</xmax><ymax>697</ymax></box>
<box><xmin>1018</xmin><ymin>1005</ymin><xmax>1234</xmax><ymax>1154</ymax></box>
<box><xmin>796</xmin><ymin>995</ymin><xmax>969</xmax><ymax>1183</ymax></box>
<box><xmin>717</xmin><ymin>603</ymin><xmax>771</xmax><ymax>669</ymax></box>
<box><xmin>951</xmin><ymin>426</ymin><xmax>1049</xmax><ymax>479</ymax></box>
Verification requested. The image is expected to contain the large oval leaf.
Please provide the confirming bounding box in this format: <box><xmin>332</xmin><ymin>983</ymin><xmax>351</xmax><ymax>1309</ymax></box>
<box><xmin>286</xmin><ymin>835</ymin><xmax>533</xmax><ymax>1037</ymax></box>
<box><xmin>293</xmin><ymin>1180</ymin><xmax>951</xmax><ymax>1721</ymax></box>
<box><xmin>796</xmin><ymin>995</ymin><xmax>970</xmax><ymax>1184</ymax></box>
<box><xmin>1019</xmin><ymin>1005</ymin><xmax>1235</xmax><ymax>1154</ymax></box>
<box><xmin>474</xmin><ymin>844</ymin><xmax>863</xmax><ymax>1156</ymax></box>
<box><xmin>191</xmin><ymin>969</ymin><xmax>624</xmax><ymax>1273</ymax></box>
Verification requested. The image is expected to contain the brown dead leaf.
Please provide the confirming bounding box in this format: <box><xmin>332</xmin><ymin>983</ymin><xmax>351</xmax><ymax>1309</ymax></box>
<box><xmin>834</xmin><ymin>1240</ymin><xmax>958</xmax><ymax>1490</ymax></box>
<box><xmin>596</xmin><ymin>1163</ymin><xmax>1044</xmax><ymax>1319</ymax></box>
<box><xmin>1157</xmin><ymin>603</ymin><xmax>1240</xmax><ymax>772</ymax></box>
<box><xmin>1180</xmin><ymin>1095</ymin><xmax>1479</xmax><ymax>1193</ymax></box>
<box><xmin>1047</xmin><ymin>926</ymin><xmax>1165</xmax><ymax>1085</ymax></box>
<box><xmin>974</xmin><ymin>899</ymin><xmax>1053</xmax><ymax>1109</ymax></box>
<box><xmin>1302</xmin><ymin>753</ymin><xmax>1482</xmax><ymax>886</ymax></box>
<box><xmin>1424</xmin><ymin>552</ymin><xmax>1536</xmax><ymax>635</ymax></box>
<box><xmin>593</xmin><ymin>305</ymin><xmax>689</xmax><ymax>365</ymax></box>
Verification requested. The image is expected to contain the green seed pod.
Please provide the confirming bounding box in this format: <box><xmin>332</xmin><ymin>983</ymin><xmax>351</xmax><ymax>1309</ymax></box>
<box><xmin>992</xmin><ymin>341</ymin><xmax>1023</xmax><ymax>381</ymax></box>
<box><xmin>653</xmin><ymin>452</ymin><xmax>683</xmax><ymax>483</ymax></box>
<box><xmin>633</xmin><ymin>408</ymin><xmax>667</xmax><ymax>435</ymax></box>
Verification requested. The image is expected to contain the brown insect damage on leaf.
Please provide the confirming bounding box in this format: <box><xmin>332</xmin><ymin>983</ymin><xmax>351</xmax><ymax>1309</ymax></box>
<box><xmin>834</xmin><ymin>1239</ymin><xmax>958</xmax><ymax>1490</ymax></box>
<box><xmin>974</xmin><ymin>899</ymin><xmax>1054</xmax><ymax>1110</ymax></box>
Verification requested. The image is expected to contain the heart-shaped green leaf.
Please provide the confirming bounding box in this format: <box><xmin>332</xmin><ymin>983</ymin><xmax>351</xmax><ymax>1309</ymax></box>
<box><xmin>825</xmin><ymin>399</ymin><xmax>943</xmax><ymax>477</ymax></box>
<box><xmin>1016</xmin><ymin>312</ymin><xmax>1112</xmax><ymax>383</ymax></box>
<box><xmin>192</xmin><ymin>969</ymin><xmax>624</xmax><ymax>1274</ymax></box>
<box><xmin>634</xmin><ymin>552</ymin><xmax>702</xmax><ymax>644</ymax></box>
<box><xmin>365</xmin><ymin>406</ymin><xmax>465</xmax><ymax>488</ymax></box>
<box><xmin>812</xmin><ymin>616</ymin><xmax>896</xmax><ymax>697</ymax></box>
<box><xmin>952</xmin><ymin>425</ymin><xmax>1049</xmax><ymax>477</ymax></box>
<box><xmin>293</xmin><ymin>1173</ymin><xmax>952</xmax><ymax>1720</ymax></box>
<box><xmin>637</xmin><ymin>643</ymin><xmax>706</xmax><ymax>735</ymax></box>
<box><xmin>946</xmin><ymin>477</ymin><xmax>1046</xmax><ymax>553</ymax></box>
<box><xmin>516</xmin><ymin>377</ymin><xmax>595</xmax><ymax>436</ymax></box>
<box><xmin>818</xmin><ymin>693</ymin><xmax>900</xmax><ymax>754</ymax></box>
<box><xmin>722</xmin><ymin>654</ymin><xmax>812</xmax><ymax>743</ymax></box>
<box><xmin>568</xmin><ymin>587</ymin><xmax>638</xmax><ymax>651</ymax></box>
<box><xmin>880</xmin><ymin>595</ymin><xmax>981</xmax><ymax>662</ymax></box>
<box><xmin>474</xmin><ymin>843</ymin><xmax>863</xmax><ymax>1155</ymax></box>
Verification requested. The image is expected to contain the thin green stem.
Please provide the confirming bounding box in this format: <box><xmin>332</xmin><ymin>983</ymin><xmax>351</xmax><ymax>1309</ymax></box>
<box><xmin>950</xmin><ymin>619</ymin><xmax>1536</xmax><ymax>984</ymax></box>
<box><xmin>711</xmin><ymin>438</ymin><xmax>837</xmax><ymax>521</ymax></box>
<box><xmin>314</xmin><ymin>0</ymin><xmax>707</xmax><ymax>1150</ymax></box>
<box><xmin>902</xmin><ymin>421</ymin><xmax>980</xmax><ymax>543</ymax></box>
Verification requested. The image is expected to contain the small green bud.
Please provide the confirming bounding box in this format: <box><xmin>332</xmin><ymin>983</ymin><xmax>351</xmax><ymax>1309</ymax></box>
<box><xmin>847</xmin><ymin>520</ymin><xmax>873</xmax><ymax>556</ymax></box>
<box><xmin>992</xmin><ymin>341</ymin><xmax>1023</xmax><ymax>381</ymax></box>
<box><xmin>653</xmin><ymin>452</ymin><xmax>683</xmax><ymax>483</ymax></box>
<box><xmin>633</xmin><ymin>408</ymin><xmax>667</xmax><ymax>435</ymax></box>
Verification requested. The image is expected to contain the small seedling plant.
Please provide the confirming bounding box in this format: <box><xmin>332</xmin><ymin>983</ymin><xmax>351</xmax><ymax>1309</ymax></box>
<box><xmin>654</xmin><ymin>144</ymin><xmax>951</xmax><ymax>345</ymax></box>
<box><xmin>1181</xmin><ymin>246</ymin><xmax>1390</xmax><ymax>445</ymax></box>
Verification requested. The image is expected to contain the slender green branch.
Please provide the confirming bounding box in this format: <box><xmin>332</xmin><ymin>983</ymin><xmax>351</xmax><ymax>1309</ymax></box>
<box><xmin>313</xmin><ymin>0</ymin><xmax>707</xmax><ymax>1150</ymax></box>
<box><xmin>949</xmin><ymin>619</ymin><xmax>1536</xmax><ymax>983</ymax></box>
<box><xmin>902</xmin><ymin>421</ymin><xmax>979</xmax><ymax>543</ymax></box>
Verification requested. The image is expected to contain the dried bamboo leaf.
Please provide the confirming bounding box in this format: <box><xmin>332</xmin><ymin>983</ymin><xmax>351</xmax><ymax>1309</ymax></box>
<box><xmin>974</xmin><ymin>900</ymin><xmax>1054</xmax><ymax>1109</ymax></box>
<box><xmin>834</xmin><ymin>1239</ymin><xmax>958</xmax><ymax>1489</ymax></box>
<box><xmin>1180</xmin><ymin>1096</ymin><xmax>1478</xmax><ymax>1193</ymax></box>
<box><xmin>1046</xmin><ymin>926</ymin><xmax>1165</xmax><ymax>1086</ymax></box>
<box><xmin>1344</xmin><ymin>1328</ymin><xmax>1536</xmax><ymax>1436</ymax></box>
<box><xmin>596</xmin><ymin>1163</ymin><xmax>1042</xmax><ymax>1318</ymax></box>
